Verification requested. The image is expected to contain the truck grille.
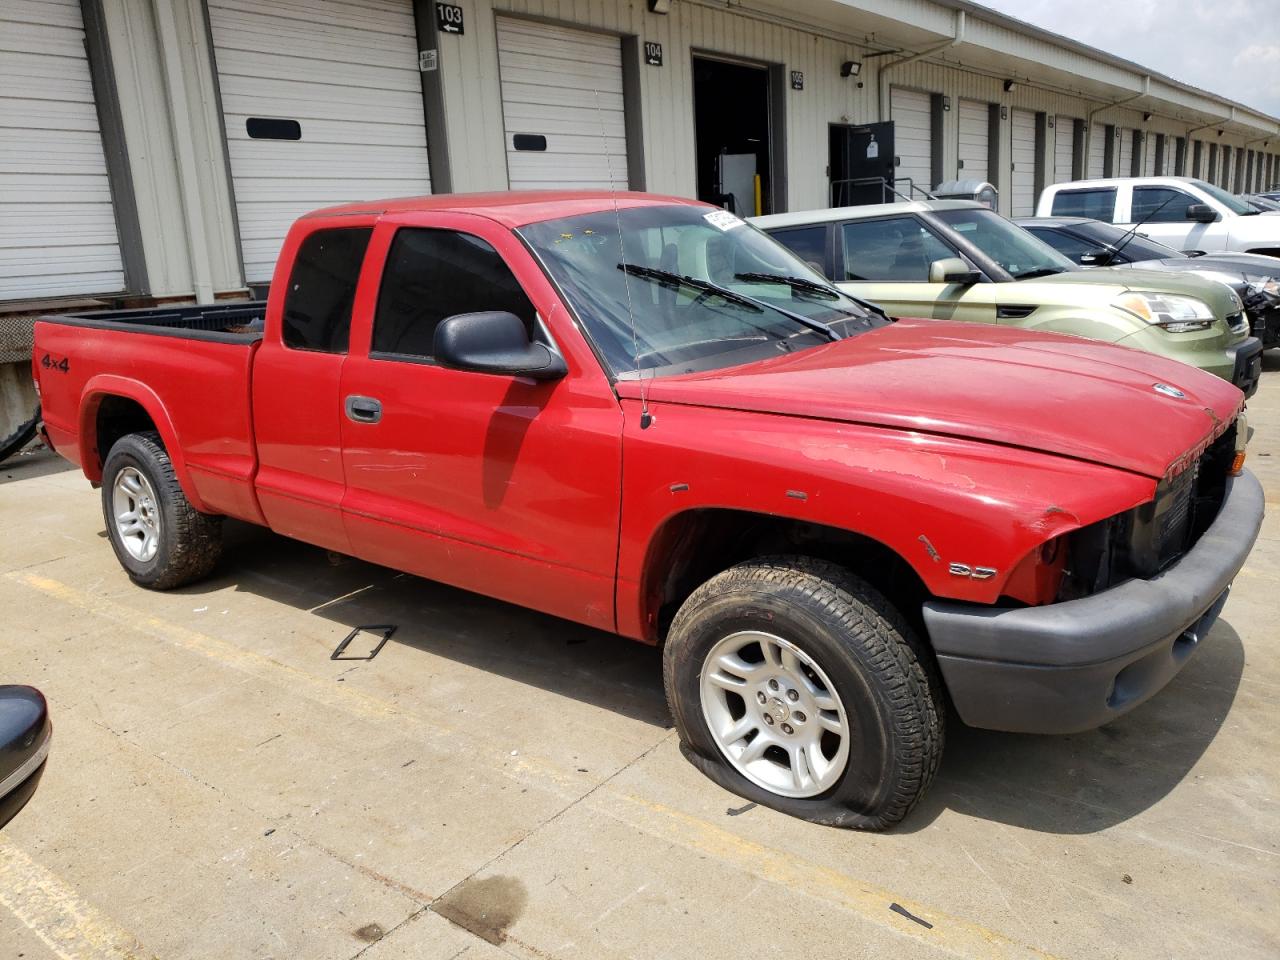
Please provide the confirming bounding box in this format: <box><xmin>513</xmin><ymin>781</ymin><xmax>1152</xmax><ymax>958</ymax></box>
<box><xmin>1057</xmin><ymin>420</ymin><xmax>1237</xmax><ymax>599</ymax></box>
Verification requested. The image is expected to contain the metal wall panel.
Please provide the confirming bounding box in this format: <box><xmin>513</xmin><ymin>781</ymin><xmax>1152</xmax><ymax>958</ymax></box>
<box><xmin>1009</xmin><ymin>108</ymin><xmax>1035</xmax><ymax>214</ymax></box>
<box><xmin>495</xmin><ymin>17</ymin><xmax>628</xmax><ymax>190</ymax></box>
<box><xmin>1</xmin><ymin>0</ymin><xmax>125</xmax><ymax>299</ymax></box>
<box><xmin>208</xmin><ymin>0</ymin><xmax>431</xmax><ymax>282</ymax></box>
<box><xmin>890</xmin><ymin>87</ymin><xmax>933</xmax><ymax>197</ymax></box>
<box><xmin>956</xmin><ymin>98</ymin><xmax>988</xmax><ymax>183</ymax></box>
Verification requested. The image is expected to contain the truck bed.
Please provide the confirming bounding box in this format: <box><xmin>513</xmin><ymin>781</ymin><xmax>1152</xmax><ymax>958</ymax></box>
<box><xmin>34</xmin><ymin>301</ymin><xmax>267</xmax><ymax>526</ymax></box>
<box><xmin>38</xmin><ymin>301</ymin><xmax>267</xmax><ymax>342</ymax></box>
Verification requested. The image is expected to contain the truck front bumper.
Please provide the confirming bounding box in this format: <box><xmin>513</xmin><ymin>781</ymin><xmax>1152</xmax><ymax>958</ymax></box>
<box><xmin>1229</xmin><ymin>336</ymin><xmax>1264</xmax><ymax>397</ymax></box>
<box><xmin>922</xmin><ymin>470</ymin><xmax>1264</xmax><ymax>734</ymax></box>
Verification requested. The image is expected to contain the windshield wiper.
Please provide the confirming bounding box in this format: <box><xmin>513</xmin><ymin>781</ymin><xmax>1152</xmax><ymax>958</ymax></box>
<box><xmin>734</xmin><ymin>272</ymin><xmax>839</xmax><ymax>298</ymax></box>
<box><xmin>734</xmin><ymin>272</ymin><xmax>887</xmax><ymax>321</ymax></box>
<box><xmin>1013</xmin><ymin>267</ymin><xmax>1066</xmax><ymax>280</ymax></box>
<box><xmin>618</xmin><ymin>263</ymin><xmax>841</xmax><ymax>341</ymax></box>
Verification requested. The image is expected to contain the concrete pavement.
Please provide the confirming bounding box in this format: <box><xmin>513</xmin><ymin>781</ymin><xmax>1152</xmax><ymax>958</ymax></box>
<box><xmin>1</xmin><ymin>358</ymin><xmax>1278</xmax><ymax>960</ymax></box>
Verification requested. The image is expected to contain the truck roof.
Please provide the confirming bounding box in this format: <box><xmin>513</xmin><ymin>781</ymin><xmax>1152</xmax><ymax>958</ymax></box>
<box><xmin>305</xmin><ymin>190</ymin><xmax>708</xmax><ymax>229</ymax></box>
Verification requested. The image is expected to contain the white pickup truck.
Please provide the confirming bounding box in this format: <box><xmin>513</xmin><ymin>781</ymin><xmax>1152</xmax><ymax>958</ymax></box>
<box><xmin>1037</xmin><ymin>176</ymin><xmax>1280</xmax><ymax>259</ymax></box>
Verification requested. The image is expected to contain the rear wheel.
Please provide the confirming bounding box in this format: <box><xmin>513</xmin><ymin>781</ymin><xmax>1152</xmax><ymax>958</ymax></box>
<box><xmin>664</xmin><ymin>556</ymin><xmax>944</xmax><ymax>829</ymax></box>
<box><xmin>101</xmin><ymin>432</ymin><xmax>223</xmax><ymax>589</ymax></box>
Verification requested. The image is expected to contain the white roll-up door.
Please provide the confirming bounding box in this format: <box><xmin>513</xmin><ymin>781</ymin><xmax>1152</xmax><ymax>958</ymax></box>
<box><xmin>1116</xmin><ymin>128</ymin><xmax>1133</xmax><ymax>177</ymax></box>
<box><xmin>956</xmin><ymin>100</ymin><xmax>988</xmax><ymax>184</ymax></box>
<box><xmin>1</xmin><ymin>0</ymin><xmax>125</xmax><ymax>300</ymax></box>
<box><xmin>1088</xmin><ymin>123</ymin><xmax>1106</xmax><ymax>178</ymax></box>
<box><xmin>1143</xmin><ymin>136</ymin><xmax>1156</xmax><ymax>176</ymax></box>
<box><xmin>496</xmin><ymin>18</ymin><xmax>629</xmax><ymax>191</ymax></box>
<box><xmin>891</xmin><ymin>88</ymin><xmax>933</xmax><ymax>197</ymax></box>
<box><xmin>1054</xmin><ymin>118</ymin><xmax>1075</xmax><ymax>183</ymax></box>
<box><xmin>1010</xmin><ymin>109</ymin><xmax>1036</xmax><ymax>216</ymax></box>
<box><xmin>209</xmin><ymin>0</ymin><xmax>431</xmax><ymax>283</ymax></box>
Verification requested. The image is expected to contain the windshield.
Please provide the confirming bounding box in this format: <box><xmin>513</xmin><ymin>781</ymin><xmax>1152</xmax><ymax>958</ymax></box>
<box><xmin>1072</xmin><ymin>220</ymin><xmax>1186</xmax><ymax>260</ymax></box>
<box><xmin>1190</xmin><ymin>179</ymin><xmax>1256</xmax><ymax>215</ymax></box>
<box><xmin>519</xmin><ymin>205</ymin><xmax>883</xmax><ymax>378</ymax></box>
<box><xmin>933</xmin><ymin>208</ymin><xmax>1077</xmax><ymax>279</ymax></box>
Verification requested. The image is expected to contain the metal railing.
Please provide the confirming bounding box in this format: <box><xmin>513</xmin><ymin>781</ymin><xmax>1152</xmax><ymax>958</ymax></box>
<box><xmin>828</xmin><ymin>176</ymin><xmax>935</xmax><ymax>207</ymax></box>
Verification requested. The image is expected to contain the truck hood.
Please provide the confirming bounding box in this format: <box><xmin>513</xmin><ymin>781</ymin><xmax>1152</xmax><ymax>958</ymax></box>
<box><xmin>618</xmin><ymin>319</ymin><xmax>1242</xmax><ymax>479</ymax></box>
<box><xmin>1040</xmin><ymin>267</ymin><xmax>1242</xmax><ymax>317</ymax></box>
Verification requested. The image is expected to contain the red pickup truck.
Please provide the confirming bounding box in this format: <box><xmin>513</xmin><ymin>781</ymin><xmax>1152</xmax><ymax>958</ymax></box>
<box><xmin>33</xmin><ymin>192</ymin><xmax>1263</xmax><ymax>829</ymax></box>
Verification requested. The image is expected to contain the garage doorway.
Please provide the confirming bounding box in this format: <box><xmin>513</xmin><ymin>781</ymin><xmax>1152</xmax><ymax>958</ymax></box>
<box><xmin>693</xmin><ymin>55</ymin><xmax>779</xmax><ymax>216</ymax></box>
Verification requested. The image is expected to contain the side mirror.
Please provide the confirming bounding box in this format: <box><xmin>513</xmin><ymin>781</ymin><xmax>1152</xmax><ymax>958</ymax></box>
<box><xmin>0</xmin><ymin>685</ymin><xmax>50</xmax><ymax>829</ymax></box>
<box><xmin>434</xmin><ymin>311</ymin><xmax>567</xmax><ymax>381</ymax></box>
<box><xmin>1186</xmin><ymin>203</ymin><xmax>1218</xmax><ymax>223</ymax></box>
<box><xmin>1080</xmin><ymin>249</ymin><xmax>1115</xmax><ymax>266</ymax></box>
<box><xmin>929</xmin><ymin>257</ymin><xmax>981</xmax><ymax>285</ymax></box>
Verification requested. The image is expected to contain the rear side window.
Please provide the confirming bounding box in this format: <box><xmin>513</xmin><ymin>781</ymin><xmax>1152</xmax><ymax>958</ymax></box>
<box><xmin>281</xmin><ymin>227</ymin><xmax>372</xmax><ymax>352</ymax></box>
<box><xmin>1050</xmin><ymin>188</ymin><xmax>1116</xmax><ymax>221</ymax></box>
<box><xmin>1131</xmin><ymin>186</ymin><xmax>1197</xmax><ymax>223</ymax></box>
<box><xmin>767</xmin><ymin>225</ymin><xmax>829</xmax><ymax>277</ymax></box>
<box><xmin>372</xmin><ymin>228</ymin><xmax>535</xmax><ymax>360</ymax></box>
<box><xmin>841</xmin><ymin>217</ymin><xmax>954</xmax><ymax>281</ymax></box>
<box><xmin>1027</xmin><ymin>228</ymin><xmax>1095</xmax><ymax>263</ymax></box>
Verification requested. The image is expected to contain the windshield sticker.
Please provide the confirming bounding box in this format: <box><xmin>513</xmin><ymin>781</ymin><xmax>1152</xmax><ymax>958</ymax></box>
<box><xmin>704</xmin><ymin>210</ymin><xmax>745</xmax><ymax>232</ymax></box>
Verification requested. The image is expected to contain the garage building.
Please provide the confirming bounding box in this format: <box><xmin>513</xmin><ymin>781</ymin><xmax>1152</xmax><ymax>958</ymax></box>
<box><xmin>3</xmin><ymin>0</ymin><xmax>1279</xmax><ymax>308</ymax></box>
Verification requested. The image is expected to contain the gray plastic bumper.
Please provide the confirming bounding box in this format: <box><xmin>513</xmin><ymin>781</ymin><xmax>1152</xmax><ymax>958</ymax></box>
<box><xmin>922</xmin><ymin>470</ymin><xmax>1264</xmax><ymax>734</ymax></box>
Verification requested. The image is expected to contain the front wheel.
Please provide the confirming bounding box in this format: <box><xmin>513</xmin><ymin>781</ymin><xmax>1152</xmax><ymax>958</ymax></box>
<box><xmin>663</xmin><ymin>557</ymin><xmax>944</xmax><ymax>829</ymax></box>
<box><xmin>101</xmin><ymin>432</ymin><xmax>223</xmax><ymax>589</ymax></box>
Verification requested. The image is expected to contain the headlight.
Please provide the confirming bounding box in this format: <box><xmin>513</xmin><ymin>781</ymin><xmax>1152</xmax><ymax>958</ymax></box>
<box><xmin>1114</xmin><ymin>292</ymin><xmax>1216</xmax><ymax>333</ymax></box>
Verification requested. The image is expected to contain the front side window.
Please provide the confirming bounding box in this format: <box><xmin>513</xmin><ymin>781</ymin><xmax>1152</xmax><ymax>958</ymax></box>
<box><xmin>372</xmin><ymin>229</ymin><xmax>535</xmax><ymax>360</ymax></box>
<box><xmin>519</xmin><ymin>205</ymin><xmax>882</xmax><ymax>378</ymax></box>
<box><xmin>1131</xmin><ymin>187</ymin><xmax>1198</xmax><ymax>223</ymax></box>
<box><xmin>933</xmin><ymin>208</ymin><xmax>1076</xmax><ymax>279</ymax></box>
<box><xmin>1050</xmin><ymin>188</ymin><xmax>1117</xmax><ymax>221</ymax></box>
<box><xmin>840</xmin><ymin>217</ymin><xmax>955</xmax><ymax>281</ymax></box>
<box><xmin>282</xmin><ymin>227</ymin><xmax>373</xmax><ymax>352</ymax></box>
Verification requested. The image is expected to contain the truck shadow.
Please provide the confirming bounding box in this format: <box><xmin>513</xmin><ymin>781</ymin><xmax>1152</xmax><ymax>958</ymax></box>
<box><xmin>184</xmin><ymin>520</ymin><xmax>1242</xmax><ymax>835</ymax></box>
<box><xmin>898</xmin><ymin>619</ymin><xmax>1244</xmax><ymax>834</ymax></box>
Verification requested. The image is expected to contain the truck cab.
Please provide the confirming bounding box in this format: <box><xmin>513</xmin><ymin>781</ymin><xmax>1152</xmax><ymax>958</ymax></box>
<box><xmin>1037</xmin><ymin>176</ymin><xmax>1280</xmax><ymax>258</ymax></box>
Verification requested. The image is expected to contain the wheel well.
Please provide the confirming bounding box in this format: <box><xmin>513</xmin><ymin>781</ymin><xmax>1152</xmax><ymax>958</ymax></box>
<box><xmin>1244</xmin><ymin>248</ymin><xmax>1280</xmax><ymax>259</ymax></box>
<box><xmin>94</xmin><ymin>395</ymin><xmax>158</xmax><ymax>471</ymax></box>
<box><xmin>643</xmin><ymin>509</ymin><xmax>929</xmax><ymax>643</ymax></box>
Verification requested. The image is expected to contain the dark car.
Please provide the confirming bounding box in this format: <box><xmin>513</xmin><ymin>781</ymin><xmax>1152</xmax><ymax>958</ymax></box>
<box><xmin>0</xmin><ymin>686</ymin><xmax>50</xmax><ymax>828</ymax></box>
<box><xmin>1016</xmin><ymin>216</ymin><xmax>1280</xmax><ymax>349</ymax></box>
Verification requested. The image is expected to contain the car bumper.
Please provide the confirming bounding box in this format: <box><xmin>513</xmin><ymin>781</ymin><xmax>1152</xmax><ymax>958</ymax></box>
<box><xmin>1229</xmin><ymin>336</ymin><xmax>1264</xmax><ymax>397</ymax></box>
<box><xmin>921</xmin><ymin>470</ymin><xmax>1264</xmax><ymax>734</ymax></box>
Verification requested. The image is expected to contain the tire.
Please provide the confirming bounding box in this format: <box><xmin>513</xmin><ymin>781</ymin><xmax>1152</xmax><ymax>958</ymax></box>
<box><xmin>0</xmin><ymin>408</ymin><xmax>38</xmax><ymax>465</ymax></box>
<box><xmin>0</xmin><ymin>360</ymin><xmax>40</xmax><ymax>464</ymax></box>
<box><xmin>101</xmin><ymin>431</ymin><xmax>223</xmax><ymax>589</ymax></box>
<box><xmin>663</xmin><ymin>556</ymin><xmax>944</xmax><ymax>830</ymax></box>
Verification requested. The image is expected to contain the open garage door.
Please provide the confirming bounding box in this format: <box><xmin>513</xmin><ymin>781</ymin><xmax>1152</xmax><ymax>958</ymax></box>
<box><xmin>1010</xmin><ymin>109</ymin><xmax>1036</xmax><ymax>215</ymax></box>
<box><xmin>957</xmin><ymin>100</ymin><xmax>988</xmax><ymax>183</ymax></box>
<box><xmin>496</xmin><ymin>18</ymin><xmax>629</xmax><ymax>192</ymax></box>
<box><xmin>1054</xmin><ymin>118</ymin><xmax>1075</xmax><ymax>183</ymax></box>
<box><xmin>890</xmin><ymin>88</ymin><xmax>933</xmax><ymax>198</ymax></box>
<box><xmin>208</xmin><ymin>0</ymin><xmax>431</xmax><ymax>284</ymax></box>
<box><xmin>1</xmin><ymin>0</ymin><xmax>124</xmax><ymax>300</ymax></box>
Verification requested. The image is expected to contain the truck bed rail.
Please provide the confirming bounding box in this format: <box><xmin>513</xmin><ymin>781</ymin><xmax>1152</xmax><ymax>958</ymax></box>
<box><xmin>38</xmin><ymin>301</ymin><xmax>266</xmax><ymax>344</ymax></box>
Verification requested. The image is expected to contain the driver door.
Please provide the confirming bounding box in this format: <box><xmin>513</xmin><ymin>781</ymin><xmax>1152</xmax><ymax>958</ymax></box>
<box><xmin>338</xmin><ymin>216</ymin><xmax>624</xmax><ymax>632</ymax></box>
<box><xmin>834</xmin><ymin>215</ymin><xmax>997</xmax><ymax>324</ymax></box>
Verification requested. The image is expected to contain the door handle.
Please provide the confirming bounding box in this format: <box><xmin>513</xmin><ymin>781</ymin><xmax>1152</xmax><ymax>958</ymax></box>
<box><xmin>345</xmin><ymin>395</ymin><xmax>382</xmax><ymax>424</ymax></box>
